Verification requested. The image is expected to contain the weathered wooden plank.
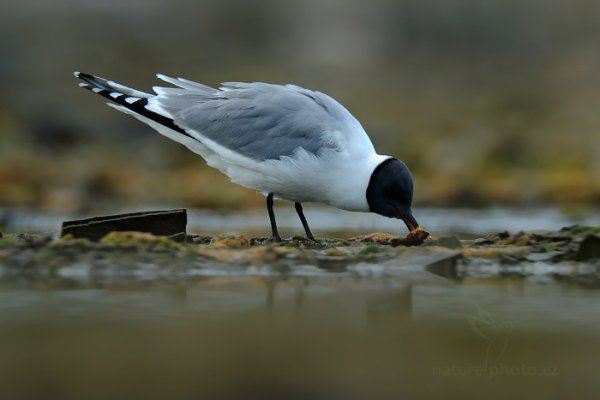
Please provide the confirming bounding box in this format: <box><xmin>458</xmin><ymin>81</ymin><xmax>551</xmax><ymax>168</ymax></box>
<box><xmin>61</xmin><ymin>209</ymin><xmax>187</xmax><ymax>241</ymax></box>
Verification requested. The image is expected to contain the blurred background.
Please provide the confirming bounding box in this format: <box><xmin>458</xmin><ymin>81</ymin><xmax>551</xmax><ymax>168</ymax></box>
<box><xmin>1</xmin><ymin>0</ymin><xmax>599</xmax><ymax>213</ymax></box>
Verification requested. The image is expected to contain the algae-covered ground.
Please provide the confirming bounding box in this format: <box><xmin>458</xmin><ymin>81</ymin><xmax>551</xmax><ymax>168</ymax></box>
<box><xmin>1</xmin><ymin>225</ymin><xmax>598</xmax><ymax>288</ymax></box>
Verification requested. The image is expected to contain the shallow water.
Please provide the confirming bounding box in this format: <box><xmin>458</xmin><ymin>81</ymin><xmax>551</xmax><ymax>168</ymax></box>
<box><xmin>0</xmin><ymin>277</ymin><xmax>599</xmax><ymax>399</ymax></box>
<box><xmin>3</xmin><ymin>206</ymin><xmax>600</xmax><ymax>236</ymax></box>
<box><xmin>0</xmin><ymin>207</ymin><xmax>599</xmax><ymax>399</ymax></box>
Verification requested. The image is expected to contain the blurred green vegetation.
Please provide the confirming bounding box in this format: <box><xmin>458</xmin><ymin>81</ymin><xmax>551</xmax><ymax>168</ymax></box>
<box><xmin>1</xmin><ymin>0</ymin><xmax>599</xmax><ymax>212</ymax></box>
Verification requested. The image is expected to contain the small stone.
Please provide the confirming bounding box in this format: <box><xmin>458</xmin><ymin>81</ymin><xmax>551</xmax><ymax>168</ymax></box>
<box><xmin>188</xmin><ymin>235</ymin><xmax>212</xmax><ymax>245</ymax></box>
<box><xmin>574</xmin><ymin>235</ymin><xmax>600</xmax><ymax>261</ymax></box>
<box><xmin>17</xmin><ymin>233</ymin><xmax>34</xmax><ymax>242</ymax></box>
<box><xmin>499</xmin><ymin>254</ymin><xmax>524</xmax><ymax>265</ymax></box>
<box><xmin>515</xmin><ymin>234</ymin><xmax>531</xmax><ymax>246</ymax></box>
<box><xmin>504</xmin><ymin>231</ymin><xmax>529</xmax><ymax>245</ymax></box>
<box><xmin>324</xmin><ymin>247</ymin><xmax>347</xmax><ymax>257</ymax></box>
<box><xmin>210</xmin><ymin>234</ymin><xmax>249</xmax><ymax>248</ymax></box>
<box><xmin>531</xmin><ymin>232</ymin><xmax>571</xmax><ymax>243</ymax></box>
<box><xmin>498</xmin><ymin>231</ymin><xmax>510</xmax><ymax>239</ymax></box>
<box><xmin>560</xmin><ymin>225</ymin><xmax>578</xmax><ymax>233</ymax></box>
<box><xmin>473</xmin><ymin>237</ymin><xmax>494</xmax><ymax>246</ymax></box>
<box><xmin>425</xmin><ymin>251</ymin><xmax>463</xmax><ymax>280</ymax></box>
<box><xmin>249</xmin><ymin>237</ymin><xmax>270</xmax><ymax>246</ymax></box>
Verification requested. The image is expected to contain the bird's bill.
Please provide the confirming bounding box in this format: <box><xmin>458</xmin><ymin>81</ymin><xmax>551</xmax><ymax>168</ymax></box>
<box><xmin>398</xmin><ymin>209</ymin><xmax>419</xmax><ymax>232</ymax></box>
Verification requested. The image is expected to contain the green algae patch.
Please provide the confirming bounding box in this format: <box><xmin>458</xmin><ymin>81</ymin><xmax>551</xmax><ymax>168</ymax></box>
<box><xmin>358</xmin><ymin>244</ymin><xmax>381</xmax><ymax>256</ymax></box>
<box><xmin>0</xmin><ymin>235</ymin><xmax>18</xmax><ymax>246</ymax></box>
<box><xmin>462</xmin><ymin>246</ymin><xmax>531</xmax><ymax>259</ymax></box>
<box><xmin>561</xmin><ymin>225</ymin><xmax>600</xmax><ymax>236</ymax></box>
<box><xmin>100</xmin><ymin>231</ymin><xmax>186</xmax><ymax>251</ymax></box>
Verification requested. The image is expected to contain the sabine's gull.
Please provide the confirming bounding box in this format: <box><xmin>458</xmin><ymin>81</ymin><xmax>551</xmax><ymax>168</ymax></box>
<box><xmin>74</xmin><ymin>72</ymin><xmax>419</xmax><ymax>241</ymax></box>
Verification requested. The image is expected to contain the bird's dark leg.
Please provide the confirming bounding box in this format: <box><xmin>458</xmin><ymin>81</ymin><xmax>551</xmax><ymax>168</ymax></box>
<box><xmin>267</xmin><ymin>192</ymin><xmax>281</xmax><ymax>242</ymax></box>
<box><xmin>295</xmin><ymin>202</ymin><xmax>318</xmax><ymax>242</ymax></box>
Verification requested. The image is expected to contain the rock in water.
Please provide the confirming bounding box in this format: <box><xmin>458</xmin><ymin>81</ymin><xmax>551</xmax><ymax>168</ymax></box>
<box><xmin>61</xmin><ymin>209</ymin><xmax>187</xmax><ymax>241</ymax></box>
<box><xmin>574</xmin><ymin>235</ymin><xmax>600</xmax><ymax>261</ymax></box>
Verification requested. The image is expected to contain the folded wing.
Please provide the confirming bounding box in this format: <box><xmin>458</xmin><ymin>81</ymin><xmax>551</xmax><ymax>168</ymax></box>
<box><xmin>152</xmin><ymin>80</ymin><xmax>374</xmax><ymax>161</ymax></box>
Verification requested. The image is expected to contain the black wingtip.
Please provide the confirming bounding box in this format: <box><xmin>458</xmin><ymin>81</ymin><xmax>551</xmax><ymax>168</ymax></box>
<box><xmin>75</xmin><ymin>72</ymin><xmax>97</xmax><ymax>85</ymax></box>
<box><xmin>75</xmin><ymin>72</ymin><xmax>116</xmax><ymax>93</ymax></box>
<box><xmin>72</xmin><ymin>71</ymin><xmax>190</xmax><ymax>138</ymax></box>
<box><xmin>77</xmin><ymin>72</ymin><xmax>95</xmax><ymax>80</ymax></box>
<box><xmin>73</xmin><ymin>71</ymin><xmax>98</xmax><ymax>82</ymax></box>
<box><xmin>74</xmin><ymin>72</ymin><xmax>94</xmax><ymax>92</ymax></box>
<box><xmin>74</xmin><ymin>71</ymin><xmax>95</xmax><ymax>80</ymax></box>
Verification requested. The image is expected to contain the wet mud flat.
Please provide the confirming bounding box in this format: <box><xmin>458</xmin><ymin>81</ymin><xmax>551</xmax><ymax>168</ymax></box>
<box><xmin>0</xmin><ymin>225</ymin><xmax>598</xmax><ymax>288</ymax></box>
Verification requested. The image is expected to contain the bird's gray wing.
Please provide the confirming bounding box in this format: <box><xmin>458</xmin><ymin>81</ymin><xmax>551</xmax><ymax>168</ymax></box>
<box><xmin>153</xmin><ymin>81</ymin><xmax>355</xmax><ymax>161</ymax></box>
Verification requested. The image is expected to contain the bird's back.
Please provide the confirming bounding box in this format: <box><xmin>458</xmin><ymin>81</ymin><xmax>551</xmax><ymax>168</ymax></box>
<box><xmin>152</xmin><ymin>80</ymin><xmax>376</xmax><ymax>162</ymax></box>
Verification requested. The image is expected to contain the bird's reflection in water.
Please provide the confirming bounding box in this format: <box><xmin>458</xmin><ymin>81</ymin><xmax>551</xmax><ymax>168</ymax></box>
<box><xmin>366</xmin><ymin>284</ymin><xmax>413</xmax><ymax>329</ymax></box>
<box><xmin>253</xmin><ymin>276</ymin><xmax>415</xmax><ymax>333</ymax></box>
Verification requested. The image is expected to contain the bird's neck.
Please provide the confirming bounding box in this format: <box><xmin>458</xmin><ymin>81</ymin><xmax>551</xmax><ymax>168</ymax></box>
<box><xmin>324</xmin><ymin>153</ymin><xmax>392</xmax><ymax>212</ymax></box>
